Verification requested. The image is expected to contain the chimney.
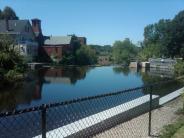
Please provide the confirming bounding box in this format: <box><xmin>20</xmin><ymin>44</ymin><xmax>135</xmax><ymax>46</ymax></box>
<box><xmin>31</xmin><ymin>18</ymin><xmax>42</xmax><ymax>36</ymax></box>
<box><xmin>5</xmin><ymin>19</ymin><xmax>9</xmax><ymax>31</ymax></box>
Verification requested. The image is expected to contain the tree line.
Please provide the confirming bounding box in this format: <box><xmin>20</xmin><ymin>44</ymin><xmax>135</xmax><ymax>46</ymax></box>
<box><xmin>107</xmin><ymin>9</ymin><xmax>184</xmax><ymax>64</ymax></box>
<box><xmin>139</xmin><ymin>10</ymin><xmax>184</xmax><ymax>61</ymax></box>
<box><xmin>1</xmin><ymin>6</ymin><xmax>184</xmax><ymax>66</ymax></box>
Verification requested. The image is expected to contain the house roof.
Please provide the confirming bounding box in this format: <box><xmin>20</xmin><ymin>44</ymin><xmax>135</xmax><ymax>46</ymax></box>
<box><xmin>44</xmin><ymin>36</ymin><xmax>72</xmax><ymax>45</ymax></box>
<box><xmin>0</xmin><ymin>20</ymin><xmax>30</xmax><ymax>33</ymax></box>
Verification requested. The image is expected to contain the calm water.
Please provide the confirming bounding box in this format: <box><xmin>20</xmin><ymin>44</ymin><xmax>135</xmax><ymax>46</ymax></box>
<box><xmin>0</xmin><ymin>66</ymin><xmax>183</xmax><ymax>112</ymax></box>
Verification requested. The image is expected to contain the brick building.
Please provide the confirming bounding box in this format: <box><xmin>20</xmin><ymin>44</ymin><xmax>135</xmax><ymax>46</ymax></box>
<box><xmin>42</xmin><ymin>36</ymin><xmax>74</xmax><ymax>62</ymax></box>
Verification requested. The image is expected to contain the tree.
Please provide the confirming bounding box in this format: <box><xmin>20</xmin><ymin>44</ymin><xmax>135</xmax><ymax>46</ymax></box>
<box><xmin>112</xmin><ymin>38</ymin><xmax>138</xmax><ymax>65</ymax></box>
<box><xmin>89</xmin><ymin>45</ymin><xmax>112</xmax><ymax>56</ymax></box>
<box><xmin>76</xmin><ymin>45</ymin><xmax>97</xmax><ymax>65</ymax></box>
<box><xmin>138</xmin><ymin>43</ymin><xmax>165</xmax><ymax>61</ymax></box>
<box><xmin>0</xmin><ymin>9</ymin><xmax>2</xmax><ymax>19</ymax></box>
<box><xmin>142</xmin><ymin>10</ymin><xmax>184</xmax><ymax>59</ymax></box>
<box><xmin>180</xmin><ymin>46</ymin><xmax>184</xmax><ymax>60</ymax></box>
<box><xmin>172</xmin><ymin>10</ymin><xmax>184</xmax><ymax>58</ymax></box>
<box><xmin>0</xmin><ymin>35</ymin><xmax>24</xmax><ymax>82</ymax></box>
<box><xmin>1</xmin><ymin>6</ymin><xmax>19</xmax><ymax>20</ymax></box>
<box><xmin>143</xmin><ymin>19</ymin><xmax>171</xmax><ymax>58</ymax></box>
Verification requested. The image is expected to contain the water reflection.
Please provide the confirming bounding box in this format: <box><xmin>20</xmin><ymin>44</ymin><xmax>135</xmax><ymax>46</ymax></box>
<box><xmin>0</xmin><ymin>66</ymin><xmax>182</xmax><ymax>112</ymax></box>
<box><xmin>113</xmin><ymin>67</ymin><xmax>130</xmax><ymax>76</ymax></box>
<box><xmin>40</xmin><ymin>66</ymin><xmax>91</xmax><ymax>85</ymax></box>
<box><xmin>0</xmin><ymin>66</ymin><xmax>92</xmax><ymax>112</ymax></box>
<box><xmin>0</xmin><ymin>80</ymin><xmax>41</xmax><ymax>112</ymax></box>
<box><xmin>112</xmin><ymin>66</ymin><xmax>184</xmax><ymax>96</ymax></box>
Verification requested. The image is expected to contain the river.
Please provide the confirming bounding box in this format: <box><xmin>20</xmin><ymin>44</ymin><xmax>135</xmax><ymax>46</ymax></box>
<box><xmin>0</xmin><ymin>66</ymin><xmax>183</xmax><ymax>112</ymax></box>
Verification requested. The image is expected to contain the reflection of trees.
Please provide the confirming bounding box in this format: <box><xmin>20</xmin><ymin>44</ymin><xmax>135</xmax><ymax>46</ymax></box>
<box><xmin>40</xmin><ymin>66</ymin><xmax>92</xmax><ymax>85</ymax></box>
<box><xmin>0</xmin><ymin>65</ymin><xmax>91</xmax><ymax>112</ymax></box>
<box><xmin>0</xmin><ymin>78</ymin><xmax>42</xmax><ymax>112</ymax></box>
<box><xmin>141</xmin><ymin>71</ymin><xmax>184</xmax><ymax>96</ymax></box>
<box><xmin>113</xmin><ymin>67</ymin><xmax>130</xmax><ymax>76</ymax></box>
<box><xmin>141</xmin><ymin>72</ymin><xmax>166</xmax><ymax>85</ymax></box>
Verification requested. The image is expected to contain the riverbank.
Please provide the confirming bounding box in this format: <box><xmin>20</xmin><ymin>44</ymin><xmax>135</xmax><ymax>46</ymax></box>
<box><xmin>93</xmin><ymin>96</ymin><xmax>183</xmax><ymax>138</ymax></box>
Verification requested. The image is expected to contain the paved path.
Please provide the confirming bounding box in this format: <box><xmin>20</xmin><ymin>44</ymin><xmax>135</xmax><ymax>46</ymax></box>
<box><xmin>94</xmin><ymin>97</ymin><xmax>183</xmax><ymax>138</ymax></box>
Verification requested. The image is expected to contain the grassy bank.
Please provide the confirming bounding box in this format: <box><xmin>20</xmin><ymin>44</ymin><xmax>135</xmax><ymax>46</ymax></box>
<box><xmin>160</xmin><ymin>94</ymin><xmax>184</xmax><ymax>138</ymax></box>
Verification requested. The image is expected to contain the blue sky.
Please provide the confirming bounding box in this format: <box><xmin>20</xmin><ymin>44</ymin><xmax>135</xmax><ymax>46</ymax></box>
<box><xmin>0</xmin><ymin>0</ymin><xmax>184</xmax><ymax>45</ymax></box>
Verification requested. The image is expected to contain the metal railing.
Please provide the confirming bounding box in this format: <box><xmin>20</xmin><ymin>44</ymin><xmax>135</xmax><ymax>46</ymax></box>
<box><xmin>0</xmin><ymin>79</ymin><xmax>183</xmax><ymax>138</ymax></box>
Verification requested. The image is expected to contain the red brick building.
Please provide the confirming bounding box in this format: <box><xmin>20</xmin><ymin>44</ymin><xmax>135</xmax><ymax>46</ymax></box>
<box><xmin>42</xmin><ymin>36</ymin><xmax>74</xmax><ymax>62</ymax></box>
<box><xmin>30</xmin><ymin>19</ymin><xmax>87</xmax><ymax>62</ymax></box>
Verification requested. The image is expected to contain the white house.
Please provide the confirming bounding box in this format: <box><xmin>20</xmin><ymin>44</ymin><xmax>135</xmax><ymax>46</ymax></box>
<box><xmin>0</xmin><ymin>20</ymin><xmax>39</xmax><ymax>61</ymax></box>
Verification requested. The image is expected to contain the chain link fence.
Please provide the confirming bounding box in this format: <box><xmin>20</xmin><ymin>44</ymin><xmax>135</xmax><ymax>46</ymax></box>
<box><xmin>0</xmin><ymin>79</ymin><xmax>183</xmax><ymax>138</ymax></box>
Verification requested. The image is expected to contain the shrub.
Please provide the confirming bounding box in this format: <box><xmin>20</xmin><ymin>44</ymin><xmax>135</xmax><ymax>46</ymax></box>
<box><xmin>4</xmin><ymin>70</ymin><xmax>19</xmax><ymax>81</ymax></box>
<box><xmin>174</xmin><ymin>61</ymin><xmax>184</xmax><ymax>76</ymax></box>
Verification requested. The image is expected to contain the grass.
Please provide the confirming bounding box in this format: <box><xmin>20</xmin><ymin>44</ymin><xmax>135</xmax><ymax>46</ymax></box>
<box><xmin>159</xmin><ymin>117</ymin><xmax>184</xmax><ymax>138</ymax></box>
<box><xmin>172</xmin><ymin>125</ymin><xmax>184</xmax><ymax>138</ymax></box>
<box><xmin>160</xmin><ymin>93</ymin><xmax>184</xmax><ymax>138</ymax></box>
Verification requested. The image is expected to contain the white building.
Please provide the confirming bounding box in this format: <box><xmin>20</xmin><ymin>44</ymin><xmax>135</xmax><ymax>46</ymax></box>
<box><xmin>0</xmin><ymin>20</ymin><xmax>39</xmax><ymax>61</ymax></box>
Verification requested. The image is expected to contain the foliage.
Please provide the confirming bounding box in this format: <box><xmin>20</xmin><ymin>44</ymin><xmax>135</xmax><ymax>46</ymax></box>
<box><xmin>60</xmin><ymin>54</ymin><xmax>75</xmax><ymax>65</ymax></box>
<box><xmin>5</xmin><ymin>70</ymin><xmax>19</xmax><ymax>81</ymax></box>
<box><xmin>174</xmin><ymin>61</ymin><xmax>184</xmax><ymax>76</ymax></box>
<box><xmin>112</xmin><ymin>38</ymin><xmax>139</xmax><ymax>65</ymax></box>
<box><xmin>171</xmin><ymin>10</ymin><xmax>184</xmax><ymax>58</ymax></box>
<box><xmin>160</xmin><ymin>92</ymin><xmax>184</xmax><ymax>138</ymax></box>
<box><xmin>176</xmin><ymin>94</ymin><xmax>184</xmax><ymax>115</ymax></box>
<box><xmin>140</xmin><ymin>10</ymin><xmax>184</xmax><ymax>60</ymax></box>
<box><xmin>172</xmin><ymin>125</ymin><xmax>184</xmax><ymax>138</ymax></box>
<box><xmin>76</xmin><ymin>45</ymin><xmax>97</xmax><ymax>65</ymax></box>
<box><xmin>180</xmin><ymin>46</ymin><xmax>184</xmax><ymax>59</ymax></box>
<box><xmin>138</xmin><ymin>43</ymin><xmax>163</xmax><ymax>61</ymax></box>
<box><xmin>0</xmin><ymin>35</ymin><xmax>25</xmax><ymax>83</ymax></box>
<box><xmin>72</xmin><ymin>35</ymin><xmax>81</xmax><ymax>53</ymax></box>
<box><xmin>89</xmin><ymin>45</ymin><xmax>112</xmax><ymax>56</ymax></box>
<box><xmin>0</xmin><ymin>6</ymin><xmax>19</xmax><ymax>20</ymax></box>
<box><xmin>0</xmin><ymin>35</ymin><xmax>21</xmax><ymax>69</ymax></box>
<box><xmin>160</xmin><ymin>117</ymin><xmax>184</xmax><ymax>138</ymax></box>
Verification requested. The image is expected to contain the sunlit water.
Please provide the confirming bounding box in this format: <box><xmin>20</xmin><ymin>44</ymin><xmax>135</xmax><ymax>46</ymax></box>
<box><xmin>0</xmin><ymin>66</ymin><xmax>182</xmax><ymax>112</ymax></box>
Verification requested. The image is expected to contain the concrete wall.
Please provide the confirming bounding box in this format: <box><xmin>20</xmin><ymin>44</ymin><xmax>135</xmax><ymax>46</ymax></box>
<box><xmin>34</xmin><ymin>95</ymin><xmax>159</xmax><ymax>138</ymax></box>
<box><xmin>129</xmin><ymin>62</ymin><xmax>138</xmax><ymax>68</ymax></box>
<box><xmin>159</xmin><ymin>87</ymin><xmax>184</xmax><ymax>105</ymax></box>
<box><xmin>149</xmin><ymin>58</ymin><xmax>176</xmax><ymax>69</ymax></box>
<box><xmin>141</xmin><ymin>62</ymin><xmax>150</xmax><ymax>68</ymax></box>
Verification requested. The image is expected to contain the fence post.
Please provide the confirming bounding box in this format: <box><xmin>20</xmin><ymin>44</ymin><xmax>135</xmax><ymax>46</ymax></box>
<box><xmin>148</xmin><ymin>85</ymin><xmax>153</xmax><ymax>136</ymax></box>
<box><xmin>41</xmin><ymin>105</ymin><xmax>46</xmax><ymax>138</ymax></box>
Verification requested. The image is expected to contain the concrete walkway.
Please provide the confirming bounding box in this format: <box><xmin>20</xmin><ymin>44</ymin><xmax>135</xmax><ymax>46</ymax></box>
<box><xmin>94</xmin><ymin>97</ymin><xmax>183</xmax><ymax>138</ymax></box>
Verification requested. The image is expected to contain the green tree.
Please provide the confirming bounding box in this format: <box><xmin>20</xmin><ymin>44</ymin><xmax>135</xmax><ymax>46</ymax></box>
<box><xmin>142</xmin><ymin>10</ymin><xmax>184</xmax><ymax>59</ymax></box>
<box><xmin>0</xmin><ymin>35</ymin><xmax>24</xmax><ymax>82</ymax></box>
<box><xmin>180</xmin><ymin>46</ymin><xmax>184</xmax><ymax>60</ymax></box>
<box><xmin>143</xmin><ymin>19</ymin><xmax>171</xmax><ymax>58</ymax></box>
<box><xmin>76</xmin><ymin>45</ymin><xmax>97</xmax><ymax>65</ymax></box>
<box><xmin>172</xmin><ymin>10</ymin><xmax>184</xmax><ymax>58</ymax></box>
<box><xmin>1</xmin><ymin>6</ymin><xmax>19</xmax><ymax>20</ymax></box>
<box><xmin>112</xmin><ymin>38</ymin><xmax>138</xmax><ymax>65</ymax></box>
<box><xmin>138</xmin><ymin>43</ymin><xmax>163</xmax><ymax>61</ymax></box>
<box><xmin>89</xmin><ymin>45</ymin><xmax>112</xmax><ymax>56</ymax></box>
